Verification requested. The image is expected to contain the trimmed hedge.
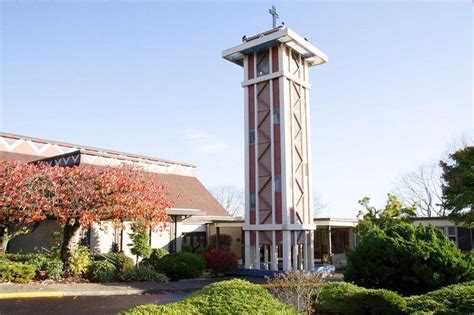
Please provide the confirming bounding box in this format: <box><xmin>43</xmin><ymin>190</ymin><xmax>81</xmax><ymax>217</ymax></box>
<box><xmin>122</xmin><ymin>279</ymin><xmax>298</xmax><ymax>314</ymax></box>
<box><xmin>316</xmin><ymin>282</ymin><xmax>406</xmax><ymax>315</ymax></box>
<box><xmin>407</xmin><ymin>281</ymin><xmax>474</xmax><ymax>314</ymax></box>
<box><xmin>0</xmin><ymin>261</ymin><xmax>36</xmax><ymax>283</ymax></box>
<box><xmin>315</xmin><ymin>281</ymin><xmax>474</xmax><ymax>314</ymax></box>
<box><xmin>156</xmin><ymin>252</ymin><xmax>206</xmax><ymax>281</ymax></box>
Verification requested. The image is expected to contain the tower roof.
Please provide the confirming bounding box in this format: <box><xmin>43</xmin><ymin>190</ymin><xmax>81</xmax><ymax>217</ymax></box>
<box><xmin>222</xmin><ymin>27</ymin><xmax>328</xmax><ymax>67</ymax></box>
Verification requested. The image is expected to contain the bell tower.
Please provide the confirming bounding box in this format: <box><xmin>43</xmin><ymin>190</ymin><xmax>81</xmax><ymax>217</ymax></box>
<box><xmin>223</xmin><ymin>24</ymin><xmax>327</xmax><ymax>270</ymax></box>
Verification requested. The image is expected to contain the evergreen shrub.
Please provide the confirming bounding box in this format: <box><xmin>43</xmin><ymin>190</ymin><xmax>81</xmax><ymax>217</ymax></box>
<box><xmin>121</xmin><ymin>279</ymin><xmax>298</xmax><ymax>314</ymax></box>
<box><xmin>0</xmin><ymin>261</ymin><xmax>36</xmax><ymax>283</ymax></box>
<box><xmin>345</xmin><ymin>222</ymin><xmax>473</xmax><ymax>294</ymax></box>
<box><xmin>89</xmin><ymin>260</ymin><xmax>116</xmax><ymax>283</ymax></box>
<box><xmin>122</xmin><ymin>265</ymin><xmax>168</xmax><ymax>282</ymax></box>
<box><xmin>140</xmin><ymin>248</ymin><xmax>168</xmax><ymax>270</ymax></box>
<box><xmin>156</xmin><ymin>252</ymin><xmax>206</xmax><ymax>281</ymax></box>
<box><xmin>103</xmin><ymin>252</ymin><xmax>134</xmax><ymax>277</ymax></box>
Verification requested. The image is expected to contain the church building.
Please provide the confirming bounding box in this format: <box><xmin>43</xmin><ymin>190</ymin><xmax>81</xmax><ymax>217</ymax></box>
<box><xmin>0</xmin><ymin>132</ymin><xmax>233</xmax><ymax>257</ymax></box>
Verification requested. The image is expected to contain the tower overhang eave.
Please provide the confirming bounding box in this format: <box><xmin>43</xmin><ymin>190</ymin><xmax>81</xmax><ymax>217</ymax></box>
<box><xmin>222</xmin><ymin>27</ymin><xmax>328</xmax><ymax>67</ymax></box>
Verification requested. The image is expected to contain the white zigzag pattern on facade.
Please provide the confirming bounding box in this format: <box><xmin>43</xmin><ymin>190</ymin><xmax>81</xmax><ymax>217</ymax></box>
<box><xmin>0</xmin><ymin>138</ymin><xmax>23</xmax><ymax>151</ymax></box>
<box><xmin>1</xmin><ymin>135</ymin><xmax>195</xmax><ymax>176</ymax></box>
<box><xmin>27</xmin><ymin>140</ymin><xmax>51</xmax><ymax>155</ymax></box>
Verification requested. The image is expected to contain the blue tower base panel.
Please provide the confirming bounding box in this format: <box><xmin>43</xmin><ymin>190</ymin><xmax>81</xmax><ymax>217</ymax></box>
<box><xmin>226</xmin><ymin>264</ymin><xmax>335</xmax><ymax>278</ymax></box>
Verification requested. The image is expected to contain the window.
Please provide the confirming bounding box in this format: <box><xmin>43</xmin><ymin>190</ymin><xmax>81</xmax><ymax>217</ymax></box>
<box><xmin>458</xmin><ymin>227</ymin><xmax>473</xmax><ymax>251</ymax></box>
<box><xmin>447</xmin><ymin>227</ymin><xmax>457</xmax><ymax>243</ymax></box>
<box><xmin>273</xmin><ymin>108</ymin><xmax>280</xmax><ymax>124</ymax></box>
<box><xmin>112</xmin><ymin>227</ymin><xmax>122</xmax><ymax>252</ymax></box>
<box><xmin>250</xmin><ymin>194</ymin><xmax>256</xmax><ymax>210</ymax></box>
<box><xmin>183</xmin><ymin>232</ymin><xmax>207</xmax><ymax>250</ymax></box>
<box><xmin>274</xmin><ymin>176</ymin><xmax>282</xmax><ymax>192</ymax></box>
<box><xmin>249</xmin><ymin>129</ymin><xmax>255</xmax><ymax>145</ymax></box>
<box><xmin>256</xmin><ymin>50</ymin><xmax>269</xmax><ymax>77</ymax></box>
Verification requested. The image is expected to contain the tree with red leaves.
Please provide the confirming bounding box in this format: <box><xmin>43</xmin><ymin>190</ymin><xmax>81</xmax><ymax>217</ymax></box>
<box><xmin>0</xmin><ymin>161</ymin><xmax>55</xmax><ymax>254</ymax></box>
<box><xmin>0</xmin><ymin>161</ymin><xmax>172</xmax><ymax>267</ymax></box>
<box><xmin>50</xmin><ymin>165</ymin><xmax>173</xmax><ymax>265</ymax></box>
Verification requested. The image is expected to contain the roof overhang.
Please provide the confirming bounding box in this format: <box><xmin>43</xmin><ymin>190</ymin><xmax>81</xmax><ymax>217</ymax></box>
<box><xmin>182</xmin><ymin>215</ymin><xmax>236</xmax><ymax>225</ymax></box>
<box><xmin>222</xmin><ymin>27</ymin><xmax>328</xmax><ymax>67</ymax></box>
<box><xmin>314</xmin><ymin>218</ymin><xmax>358</xmax><ymax>228</ymax></box>
<box><xmin>166</xmin><ymin>208</ymin><xmax>207</xmax><ymax>216</ymax></box>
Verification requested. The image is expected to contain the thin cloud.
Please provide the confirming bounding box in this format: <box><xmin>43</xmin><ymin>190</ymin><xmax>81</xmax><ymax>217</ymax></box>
<box><xmin>183</xmin><ymin>129</ymin><xmax>229</xmax><ymax>154</ymax></box>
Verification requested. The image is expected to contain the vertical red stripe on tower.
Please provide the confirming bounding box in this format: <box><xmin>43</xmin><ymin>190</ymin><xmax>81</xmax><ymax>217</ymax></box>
<box><xmin>272</xmin><ymin>78</ymin><xmax>282</xmax><ymax>224</ymax></box>
<box><xmin>248</xmin><ymin>85</ymin><xmax>256</xmax><ymax>225</ymax></box>
<box><xmin>248</xmin><ymin>54</ymin><xmax>255</xmax><ymax>80</ymax></box>
<box><xmin>272</xmin><ymin>46</ymin><xmax>279</xmax><ymax>72</ymax></box>
<box><xmin>249</xmin><ymin>85</ymin><xmax>255</xmax><ymax>129</ymax></box>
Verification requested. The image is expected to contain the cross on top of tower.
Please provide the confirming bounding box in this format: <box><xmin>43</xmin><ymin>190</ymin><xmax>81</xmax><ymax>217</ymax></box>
<box><xmin>269</xmin><ymin>5</ymin><xmax>279</xmax><ymax>29</ymax></box>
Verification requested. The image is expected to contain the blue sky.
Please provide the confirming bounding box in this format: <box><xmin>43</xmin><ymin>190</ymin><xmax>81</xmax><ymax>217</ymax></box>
<box><xmin>1</xmin><ymin>1</ymin><xmax>472</xmax><ymax>218</ymax></box>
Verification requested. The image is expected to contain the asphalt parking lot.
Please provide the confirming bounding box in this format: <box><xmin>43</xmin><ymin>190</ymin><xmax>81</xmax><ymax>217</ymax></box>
<box><xmin>0</xmin><ymin>291</ymin><xmax>192</xmax><ymax>315</ymax></box>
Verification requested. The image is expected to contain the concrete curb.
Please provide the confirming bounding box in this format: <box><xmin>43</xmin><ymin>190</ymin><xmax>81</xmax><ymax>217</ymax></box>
<box><xmin>62</xmin><ymin>288</ymin><xmax>198</xmax><ymax>297</ymax></box>
<box><xmin>0</xmin><ymin>277</ymin><xmax>257</xmax><ymax>299</ymax></box>
<box><xmin>0</xmin><ymin>291</ymin><xmax>64</xmax><ymax>299</ymax></box>
<box><xmin>0</xmin><ymin>286</ymin><xmax>203</xmax><ymax>299</ymax></box>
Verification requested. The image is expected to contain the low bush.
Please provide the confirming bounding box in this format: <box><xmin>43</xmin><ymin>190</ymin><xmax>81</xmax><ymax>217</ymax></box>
<box><xmin>103</xmin><ymin>252</ymin><xmax>134</xmax><ymax>276</ymax></box>
<box><xmin>0</xmin><ymin>260</ymin><xmax>36</xmax><ymax>283</ymax></box>
<box><xmin>405</xmin><ymin>295</ymin><xmax>445</xmax><ymax>313</ymax></box>
<box><xmin>315</xmin><ymin>282</ymin><xmax>406</xmax><ymax>315</ymax></box>
<box><xmin>41</xmin><ymin>257</ymin><xmax>64</xmax><ymax>280</ymax></box>
<box><xmin>412</xmin><ymin>281</ymin><xmax>474</xmax><ymax>314</ymax></box>
<box><xmin>122</xmin><ymin>265</ymin><xmax>168</xmax><ymax>282</ymax></box>
<box><xmin>8</xmin><ymin>253</ymin><xmax>45</xmax><ymax>270</ymax></box>
<box><xmin>193</xmin><ymin>246</ymin><xmax>207</xmax><ymax>254</ymax></box>
<box><xmin>201</xmin><ymin>249</ymin><xmax>238</xmax><ymax>276</ymax></box>
<box><xmin>121</xmin><ymin>303</ymin><xmax>196</xmax><ymax>315</ymax></box>
<box><xmin>180</xmin><ymin>243</ymin><xmax>193</xmax><ymax>253</ymax></box>
<box><xmin>68</xmin><ymin>245</ymin><xmax>92</xmax><ymax>276</ymax></box>
<box><xmin>266</xmin><ymin>270</ymin><xmax>325</xmax><ymax>314</ymax></box>
<box><xmin>314</xmin><ymin>280</ymin><xmax>474</xmax><ymax>314</ymax></box>
<box><xmin>156</xmin><ymin>252</ymin><xmax>206</xmax><ymax>281</ymax></box>
<box><xmin>140</xmin><ymin>248</ymin><xmax>168</xmax><ymax>270</ymax></box>
<box><xmin>121</xmin><ymin>279</ymin><xmax>298</xmax><ymax>314</ymax></box>
<box><xmin>88</xmin><ymin>260</ymin><xmax>116</xmax><ymax>283</ymax></box>
<box><xmin>8</xmin><ymin>253</ymin><xmax>64</xmax><ymax>280</ymax></box>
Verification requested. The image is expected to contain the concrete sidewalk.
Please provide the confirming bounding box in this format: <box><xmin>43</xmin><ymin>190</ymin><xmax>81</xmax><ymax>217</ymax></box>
<box><xmin>0</xmin><ymin>277</ymin><xmax>239</xmax><ymax>299</ymax></box>
<box><xmin>0</xmin><ymin>275</ymin><xmax>338</xmax><ymax>299</ymax></box>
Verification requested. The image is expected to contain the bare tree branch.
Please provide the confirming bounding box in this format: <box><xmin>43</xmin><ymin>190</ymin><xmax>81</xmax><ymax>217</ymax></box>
<box><xmin>313</xmin><ymin>190</ymin><xmax>329</xmax><ymax>218</ymax></box>
<box><xmin>209</xmin><ymin>185</ymin><xmax>244</xmax><ymax>218</ymax></box>
<box><xmin>394</xmin><ymin>163</ymin><xmax>445</xmax><ymax>217</ymax></box>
